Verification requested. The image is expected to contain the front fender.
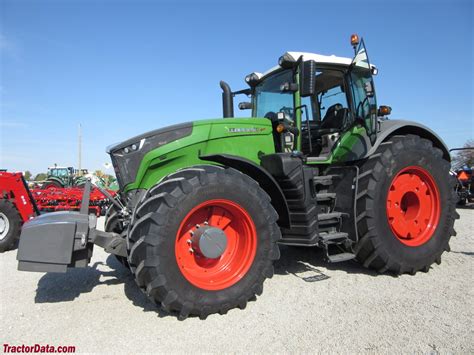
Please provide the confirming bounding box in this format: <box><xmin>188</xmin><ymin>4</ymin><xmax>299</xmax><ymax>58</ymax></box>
<box><xmin>200</xmin><ymin>154</ymin><xmax>291</xmax><ymax>228</ymax></box>
<box><xmin>368</xmin><ymin>120</ymin><xmax>451</xmax><ymax>161</ymax></box>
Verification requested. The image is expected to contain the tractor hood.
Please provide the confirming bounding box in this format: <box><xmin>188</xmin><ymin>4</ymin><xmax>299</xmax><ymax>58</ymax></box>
<box><xmin>107</xmin><ymin>118</ymin><xmax>273</xmax><ymax>190</ymax></box>
<box><xmin>107</xmin><ymin>122</ymin><xmax>193</xmax><ymax>188</ymax></box>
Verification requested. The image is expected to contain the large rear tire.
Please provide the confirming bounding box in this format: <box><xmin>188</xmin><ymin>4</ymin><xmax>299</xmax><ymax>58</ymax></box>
<box><xmin>0</xmin><ymin>199</ymin><xmax>22</xmax><ymax>253</ymax></box>
<box><xmin>42</xmin><ymin>180</ymin><xmax>63</xmax><ymax>189</ymax></box>
<box><xmin>355</xmin><ymin>135</ymin><xmax>459</xmax><ymax>274</ymax></box>
<box><xmin>127</xmin><ymin>166</ymin><xmax>281</xmax><ymax>319</ymax></box>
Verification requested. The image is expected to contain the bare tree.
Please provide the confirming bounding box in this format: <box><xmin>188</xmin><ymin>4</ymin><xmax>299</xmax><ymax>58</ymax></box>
<box><xmin>452</xmin><ymin>139</ymin><xmax>474</xmax><ymax>169</ymax></box>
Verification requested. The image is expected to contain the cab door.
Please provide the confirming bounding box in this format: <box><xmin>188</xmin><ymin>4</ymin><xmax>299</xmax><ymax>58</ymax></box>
<box><xmin>349</xmin><ymin>40</ymin><xmax>377</xmax><ymax>144</ymax></box>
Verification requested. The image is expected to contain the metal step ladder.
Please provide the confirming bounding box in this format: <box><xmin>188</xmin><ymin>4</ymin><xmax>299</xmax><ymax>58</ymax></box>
<box><xmin>316</xmin><ymin>209</ymin><xmax>355</xmax><ymax>263</ymax></box>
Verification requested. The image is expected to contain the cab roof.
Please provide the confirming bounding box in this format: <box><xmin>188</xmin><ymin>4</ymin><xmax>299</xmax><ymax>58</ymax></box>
<box><xmin>260</xmin><ymin>52</ymin><xmax>352</xmax><ymax>77</ymax></box>
<box><xmin>259</xmin><ymin>51</ymin><xmax>376</xmax><ymax>79</ymax></box>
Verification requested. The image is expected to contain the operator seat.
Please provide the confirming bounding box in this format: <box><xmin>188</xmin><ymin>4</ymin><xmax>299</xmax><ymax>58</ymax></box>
<box><xmin>301</xmin><ymin>103</ymin><xmax>347</xmax><ymax>156</ymax></box>
<box><xmin>320</xmin><ymin>103</ymin><xmax>347</xmax><ymax>130</ymax></box>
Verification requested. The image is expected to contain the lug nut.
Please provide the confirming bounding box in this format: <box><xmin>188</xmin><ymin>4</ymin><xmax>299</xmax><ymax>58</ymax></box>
<box><xmin>186</xmin><ymin>239</ymin><xmax>192</xmax><ymax>245</ymax></box>
<box><xmin>189</xmin><ymin>248</ymin><xmax>194</xmax><ymax>253</ymax></box>
<box><xmin>204</xmin><ymin>221</ymin><xmax>209</xmax><ymax>225</ymax></box>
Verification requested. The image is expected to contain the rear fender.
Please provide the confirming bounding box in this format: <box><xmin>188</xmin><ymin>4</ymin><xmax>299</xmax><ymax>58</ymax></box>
<box><xmin>370</xmin><ymin>120</ymin><xmax>451</xmax><ymax>161</ymax></box>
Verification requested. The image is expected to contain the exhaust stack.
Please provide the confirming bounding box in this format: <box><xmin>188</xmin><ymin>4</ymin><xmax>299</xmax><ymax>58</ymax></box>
<box><xmin>220</xmin><ymin>81</ymin><xmax>234</xmax><ymax>118</ymax></box>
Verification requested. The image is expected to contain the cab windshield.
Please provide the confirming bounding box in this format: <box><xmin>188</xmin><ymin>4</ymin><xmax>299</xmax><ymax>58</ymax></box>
<box><xmin>49</xmin><ymin>168</ymin><xmax>69</xmax><ymax>177</ymax></box>
<box><xmin>254</xmin><ymin>69</ymin><xmax>294</xmax><ymax>119</ymax></box>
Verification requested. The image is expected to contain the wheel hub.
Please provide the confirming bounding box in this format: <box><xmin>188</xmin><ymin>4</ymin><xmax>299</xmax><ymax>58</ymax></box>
<box><xmin>175</xmin><ymin>199</ymin><xmax>257</xmax><ymax>291</ymax></box>
<box><xmin>0</xmin><ymin>212</ymin><xmax>10</xmax><ymax>240</ymax></box>
<box><xmin>191</xmin><ymin>225</ymin><xmax>228</xmax><ymax>259</ymax></box>
<box><xmin>386</xmin><ymin>166</ymin><xmax>440</xmax><ymax>246</ymax></box>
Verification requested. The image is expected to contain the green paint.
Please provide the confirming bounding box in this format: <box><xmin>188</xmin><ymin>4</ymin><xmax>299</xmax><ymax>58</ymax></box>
<box><xmin>125</xmin><ymin>118</ymin><xmax>274</xmax><ymax>191</ymax></box>
<box><xmin>305</xmin><ymin>125</ymin><xmax>368</xmax><ymax>165</ymax></box>
<box><xmin>331</xmin><ymin>125</ymin><xmax>367</xmax><ymax>162</ymax></box>
<box><xmin>124</xmin><ymin>116</ymin><xmax>370</xmax><ymax>192</ymax></box>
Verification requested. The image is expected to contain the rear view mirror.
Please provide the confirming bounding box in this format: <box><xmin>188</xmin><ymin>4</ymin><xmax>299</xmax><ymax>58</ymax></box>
<box><xmin>299</xmin><ymin>60</ymin><xmax>317</xmax><ymax>97</ymax></box>
<box><xmin>364</xmin><ymin>81</ymin><xmax>374</xmax><ymax>97</ymax></box>
<box><xmin>280</xmin><ymin>82</ymin><xmax>298</xmax><ymax>92</ymax></box>
<box><xmin>238</xmin><ymin>102</ymin><xmax>253</xmax><ymax>110</ymax></box>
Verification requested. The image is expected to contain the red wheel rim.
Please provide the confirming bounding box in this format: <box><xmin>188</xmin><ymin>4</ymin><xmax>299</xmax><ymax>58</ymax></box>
<box><xmin>386</xmin><ymin>166</ymin><xmax>440</xmax><ymax>246</ymax></box>
<box><xmin>175</xmin><ymin>199</ymin><xmax>257</xmax><ymax>290</ymax></box>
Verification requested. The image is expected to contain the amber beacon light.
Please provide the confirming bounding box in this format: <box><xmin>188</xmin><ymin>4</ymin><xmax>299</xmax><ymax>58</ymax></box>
<box><xmin>350</xmin><ymin>34</ymin><xmax>360</xmax><ymax>48</ymax></box>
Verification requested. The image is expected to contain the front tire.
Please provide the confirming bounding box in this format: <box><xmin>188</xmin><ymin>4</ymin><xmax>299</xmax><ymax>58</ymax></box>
<box><xmin>104</xmin><ymin>200</ymin><xmax>129</xmax><ymax>268</ymax></box>
<box><xmin>355</xmin><ymin>135</ymin><xmax>459</xmax><ymax>274</ymax></box>
<box><xmin>127</xmin><ymin>166</ymin><xmax>281</xmax><ymax>319</ymax></box>
<box><xmin>0</xmin><ymin>200</ymin><xmax>22</xmax><ymax>253</ymax></box>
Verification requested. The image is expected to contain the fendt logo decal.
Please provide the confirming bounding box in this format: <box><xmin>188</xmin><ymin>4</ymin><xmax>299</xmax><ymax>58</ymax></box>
<box><xmin>227</xmin><ymin>127</ymin><xmax>266</xmax><ymax>133</ymax></box>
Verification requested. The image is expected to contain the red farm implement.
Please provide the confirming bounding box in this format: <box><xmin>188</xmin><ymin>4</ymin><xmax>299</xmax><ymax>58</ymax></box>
<box><xmin>31</xmin><ymin>186</ymin><xmax>116</xmax><ymax>217</ymax></box>
<box><xmin>0</xmin><ymin>171</ymin><xmax>39</xmax><ymax>252</ymax></box>
<box><xmin>0</xmin><ymin>170</ymin><xmax>116</xmax><ymax>252</ymax></box>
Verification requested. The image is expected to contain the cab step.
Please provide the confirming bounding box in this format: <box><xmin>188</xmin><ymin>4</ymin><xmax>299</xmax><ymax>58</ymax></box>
<box><xmin>313</xmin><ymin>174</ymin><xmax>341</xmax><ymax>187</ymax></box>
<box><xmin>319</xmin><ymin>230</ymin><xmax>355</xmax><ymax>263</ymax></box>
<box><xmin>318</xmin><ymin>211</ymin><xmax>343</xmax><ymax>221</ymax></box>
<box><xmin>316</xmin><ymin>192</ymin><xmax>336</xmax><ymax>202</ymax></box>
<box><xmin>327</xmin><ymin>252</ymin><xmax>356</xmax><ymax>263</ymax></box>
<box><xmin>319</xmin><ymin>231</ymin><xmax>349</xmax><ymax>244</ymax></box>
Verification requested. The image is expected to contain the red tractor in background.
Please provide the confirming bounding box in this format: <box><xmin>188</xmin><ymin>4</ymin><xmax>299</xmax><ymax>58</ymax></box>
<box><xmin>0</xmin><ymin>171</ymin><xmax>39</xmax><ymax>252</ymax></box>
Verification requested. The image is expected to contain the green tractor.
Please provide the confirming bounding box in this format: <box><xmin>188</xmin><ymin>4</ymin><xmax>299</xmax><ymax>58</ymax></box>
<box><xmin>41</xmin><ymin>165</ymin><xmax>89</xmax><ymax>189</ymax></box>
<box><xmin>17</xmin><ymin>35</ymin><xmax>458</xmax><ymax>319</ymax></box>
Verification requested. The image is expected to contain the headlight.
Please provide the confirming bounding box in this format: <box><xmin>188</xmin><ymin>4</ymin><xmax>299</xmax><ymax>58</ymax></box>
<box><xmin>245</xmin><ymin>72</ymin><xmax>262</xmax><ymax>87</ymax></box>
<box><xmin>278</xmin><ymin>53</ymin><xmax>296</xmax><ymax>69</ymax></box>
<box><xmin>117</xmin><ymin>138</ymin><xmax>145</xmax><ymax>155</ymax></box>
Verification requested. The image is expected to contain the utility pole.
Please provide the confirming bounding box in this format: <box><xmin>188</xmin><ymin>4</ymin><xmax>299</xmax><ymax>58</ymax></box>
<box><xmin>78</xmin><ymin>123</ymin><xmax>82</xmax><ymax>175</ymax></box>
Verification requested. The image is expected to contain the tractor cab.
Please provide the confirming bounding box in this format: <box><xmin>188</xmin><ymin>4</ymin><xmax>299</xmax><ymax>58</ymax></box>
<box><xmin>43</xmin><ymin>166</ymin><xmax>84</xmax><ymax>189</ymax></box>
<box><xmin>227</xmin><ymin>36</ymin><xmax>383</xmax><ymax>163</ymax></box>
<box><xmin>47</xmin><ymin>166</ymin><xmax>74</xmax><ymax>178</ymax></box>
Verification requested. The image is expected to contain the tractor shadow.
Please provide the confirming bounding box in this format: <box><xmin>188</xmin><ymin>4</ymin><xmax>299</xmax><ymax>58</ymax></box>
<box><xmin>275</xmin><ymin>245</ymin><xmax>380</xmax><ymax>281</ymax></box>
<box><xmin>456</xmin><ymin>203</ymin><xmax>474</xmax><ymax>210</ymax></box>
<box><xmin>34</xmin><ymin>255</ymin><xmax>169</xmax><ymax>317</ymax></box>
<box><xmin>34</xmin><ymin>246</ymin><xmax>384</xmax><ymax>311</ymax></box>
<box><xmin>450</xmin><ymin>251</ymin><xmax>474</xmax><ymax>256</ymax></box>
<box><xmin>34</xmin><ymin>260</ymin><xmax>123</xmax><ymax>303</ymax></box>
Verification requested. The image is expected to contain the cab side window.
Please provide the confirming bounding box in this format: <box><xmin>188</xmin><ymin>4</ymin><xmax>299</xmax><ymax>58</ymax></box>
<box><xmin>319</xmin><ymin>85</ymin><xmax>348</xmax><ymax>120</ymax></box>
<box><xmin>300</xmin><ymin>96</ymin><xmax>314</xmax><ymax>121</ymax></box>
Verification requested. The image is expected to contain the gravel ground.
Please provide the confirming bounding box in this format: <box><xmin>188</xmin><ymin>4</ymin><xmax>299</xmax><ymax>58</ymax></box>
<box><xmin>1</xmin><ymin>207</ymin><xmax>473</xmax><ymax>354</ymax></box>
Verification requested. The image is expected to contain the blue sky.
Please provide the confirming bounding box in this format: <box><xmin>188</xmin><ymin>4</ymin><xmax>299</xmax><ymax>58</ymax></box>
<box><xmin>0</xmin><ymin>0</ymin><xmax>472</xmax><ymax>175</ymax></box>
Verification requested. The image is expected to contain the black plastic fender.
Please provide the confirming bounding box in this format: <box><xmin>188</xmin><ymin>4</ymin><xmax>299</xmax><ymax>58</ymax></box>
<box><xmin>369</xmin><ymin>119</ymin><xmax>451</xmax><ymax>161</ymax></box>
<box><xmin>200</xmin><ymin>154</ymin><xmax>291</xmax><ymax>228</ymax></box>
